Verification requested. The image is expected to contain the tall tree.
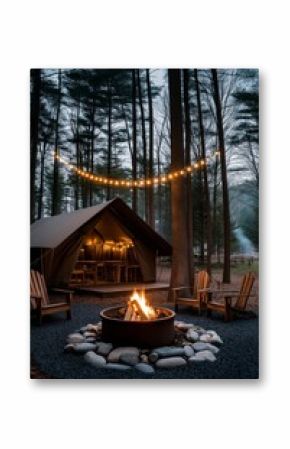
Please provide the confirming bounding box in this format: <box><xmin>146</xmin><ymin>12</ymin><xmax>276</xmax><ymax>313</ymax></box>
<box><xmin>51</xmin><ymin>69</ymin><xmax>62</xmax><ymax>215</ymax></box>
<box><xmin>106</xmin><ymin>80</ymin><xmax>112</xmax><ymax>201</ymax></box>
<box><xmin>212</xmin><ymin>137</ymin><xmax>221</xmax><ymax>261</ymax></box>
<box><xmin>183</xmin><ymin>69</ymin><xmax>193</xmax><ymax>281</ymax></box>
<box><xmin>146</xmin><ymin>69</ymin><xmax>154</xmax><ymax>228</ymax></box>
<box><xmin>137</xmin><ymin>70</ymin><xmax>148</xmax><ymax>221</ymax></box>
<box><xmin>168</xmin><ymin>69</ymin><xmax>192</xmax><ymax>299</ymax></box>
<box><xmin>194</xmin><ymin>69</ymin><xmax>212</xmax><ymax>275</ymax></box>
<box><xmin>211</xmin><ymin>69</ymin><xmax>231</xmax><ymax>282</ymax></box>
<box><xmin>30</xmin><ymin>69</ymin><xmax>41</xmax><ymax>223</ymax></box>
<box><xmin>131</xmin><ymin>69</ymin><xmax>137</xmax><ymax>212</ymax></box>
<box><xmin>37</xmin><ymin>142</ymin><xmax>46</xmax><ymax>219</ymax></box>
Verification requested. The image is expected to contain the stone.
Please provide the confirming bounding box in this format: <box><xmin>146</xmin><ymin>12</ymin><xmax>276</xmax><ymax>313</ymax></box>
<box><xmin>105</xmin><ymin>363</ymin><xmax>131</xmax><ymax>371</ymax></box>
<box><xmin>195</xmin><ymin>326</ymin><xmax>206</xmax><ymax>333</ymax></box>
<box><xmin>199</xmin><ymin>333</ymin><xmax>223</xmax><ymax>344</ymax></box>
<box><xmin>85</xmin><ymin>337</ymin><xmax>97</xmax><ymax>343</ymax></box>
<box><xmin>135</xmin><ymin>363</ymin><xmax>155</xmax><ymax>375</ymax></box>
<box><xmin>207</xmin><ymin>330</ymin><xmax>223</xmax><ymax>344</ymax></box>
<box><xmin>140</xmin><ymin>354</ymin><xmax>149</xmax><ymax>363</ymax></box>
<box><xmin>73</xmin><ymin>342</ymin><xmax>97</xmax><ymax>353</ymax></box>
<box><xmin>141</xmin><ymin>349</ymin><xmax>149</xmax><ymax>354</ymax></box>
<box><xmin>83</xmin><ymin>331</ymin><xmax>97</xmax><ymax>338</ymax></box>
<box><xmin>186</xmin><ymin>329</ymin><xmax>199</xmax><ymax>342</ymax></box>
<box><xmin>184</xmin><ymin>345</ymin><xmax>195</xmax><ymax>357</ymax></box>
<box><xmin>64</xmin><ymin>343</ymin><xmax>74</xmax><ymax>352</ymax></box>
<box><xmin>154</xmin><ymin>346</ymin><xmax>185</xmax><ymax>358</ymax></box>
<box><xmin>192</xmin><ymin>342</ymin><xmax>220</xmax><ymax>354</ymax></box>
<box><xmin>97</xmin><ymin>342</ymin><xmax>113</xmax><ymax>356</ymax></box>
<box><xmin>66</xmin><ymin>333</ymin><xmax>85</xmax><ymax>344</ymax></box>
<box><xmin>155</xmin><ymin>357</ymin><xmax>187</xmax><ymax>369</ymax></box>
<box><xmin>107</xmin><ymin>347</ymin><xmax>140</xmax><ymax>363</ymax></box>
<box><xmin>119</xmin><ymin>353</ymin><xmax>140</xmax><ymax>366</ymax></box>
<box><xmin>86</xmin><ymin>324</ymin><xmax>99</xmax><ymax>332</ymax></box>
<box><xmin>84</xmin><ymin>351</ymin><xmax>106</xmax><ymax>368</ymax></box>
<box><xmin>174</xmin><ymin>321</ymin><xmax>194</xmax><ymax>331</ymax></box>
<box><xmin>148</xmin><ymin>352</ymin><xmax>158</xmax><ymax>363</ymax></box>
<box><xmin>188</xmin><ymin>350</ymin><xmax>216</xmax><ymax>363</ymax></box>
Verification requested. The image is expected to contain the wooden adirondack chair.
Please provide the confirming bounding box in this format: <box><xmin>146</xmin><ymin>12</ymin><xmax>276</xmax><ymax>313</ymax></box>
<box><xmin>30</xmin><ymin>270</ymin><xmax>73</xmax><ymax>325</ymax></box>
<box><xmin>205</xmin><ymin>272</ymin><xmax>256</xmax><ymax>321</ymax></box>
<box><xmin>173</xmin><ymin>270</ymin><xmax>210</xmax><ymax>313</ymax></box>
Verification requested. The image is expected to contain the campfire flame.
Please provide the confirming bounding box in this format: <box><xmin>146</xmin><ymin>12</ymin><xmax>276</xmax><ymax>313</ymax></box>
<box><xmin>124</xmin><ymin>290</ymin><xmax>158</xmax><ymax>321</ymax></box>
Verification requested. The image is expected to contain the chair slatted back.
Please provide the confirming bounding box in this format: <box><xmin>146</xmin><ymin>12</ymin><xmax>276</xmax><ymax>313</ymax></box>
<box><xmin>196</xmin><ymin>270</ymin><xmax>210</xmax><ymax>299</ymax></box>
<box><xmin>30</xmin><ymin>270</ymin><xmax>50</xmax><ymax>309</ymax></box>
<box><xmin>235</xmin><ymin>272</ymin><xmax>255</xmax><ymax>310</ymax></box>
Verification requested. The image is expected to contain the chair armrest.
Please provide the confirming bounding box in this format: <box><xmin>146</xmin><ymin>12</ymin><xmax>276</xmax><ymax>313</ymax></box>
<box><xmin>30</xmin><ymin>293</ymin><xmax>42</xmax><ymax>299</ymax></box>
<box><xmin>51</xmin><ymin>288</ymin><xmax>74</xmax><ymax>294</ymax></box>
<box><xmin>50</xmin><ymin>288</ymin><xmax>73</xmax><ymax>305</ymax></box>
<box><xmin>171</xmin><ymin>286</ymin><xmax>191</xmax><ymax>292</ymax></box>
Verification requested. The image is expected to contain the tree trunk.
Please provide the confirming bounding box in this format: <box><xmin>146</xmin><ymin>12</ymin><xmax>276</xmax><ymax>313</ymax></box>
<box><xmin>197</xmin><ymin>149</ymin><xmax>205</xmax><ymax>264</ymax></box>
<box><xmin>211</xmin><ymin>69</ymin><xmax>231</xmax><ymax>282</ymax></box>
<box><xmin>106</xmin><ymin>82</ymin><xmax>112</xmax><ymax>201</ymax></box>
<box><xmin>74</xmin><ymin>95</ymin><xmax>80</xmax><ymax>210</ymax></box>
<box><xmin>131</xmin><ymin>69</ymin><xmax>137</xmax><ymax>212</ymax></box>
<box><xmin>212</xmin><ymin>144</ymin><xmax>219</xmax><ymax>260</ymax></box>
<box><xmin>248</xmin><ymin>137</ymin><xmax>259</xmax><ymax>189</ymax></box>
<box><xmin>51</xmin><ymin>69</ymin><xmax>62</xmax><ymax>216</ymax></box>
<box><xmin>80</xmin><ymin>151</ymin><xmax>86</xmax><ymax>208</ymax></box>
<box><xmin>168</xmin><ymin>69</ymin><xmax>191</xmax><ymax>301</ymax></box>
<box><xmin>37</xmin><ymin>141</ymin><xmax>46</xmax><ymax>219</ymax></box>
<box><xmin>146</xmin><ymin>69</ymin><xmax>154</xmax><ymax>228</ymax></box>
<box><xmin>121</xmin><ymin>102</ymin><xmax>132</xmax><ymax>157</ymax></box>
<box><xmin>157</xmin><ymin>132</ymin><xmax>162</xmax><ymax>233</ymax></box>
<box><xmin>156</xmin><ymin>116</ymin><xmax>166</xmax><ymax>234</ymax></box>
<box><xmin>183</xmin><ymin>69</ymin><xmax>193</xmax><ymax>282</ymax></box>
<box><xmin>89</xmin><ymin>98</ymin><xmax>95</xmax><ymax>206</ymax></box>
<box><xmin>194</xmin><ymin>69</ymin><xmax>212</xmax><ymax>275</ymax></box>
<box><xmin>30</xmin><ymin>69</ymin><xmax>41</xmax><ymax>223</ymax></box>
<box><xmin>137</xmin><ymin>70</ymin><xmax>148</xmax><ymax>221</ymax></box>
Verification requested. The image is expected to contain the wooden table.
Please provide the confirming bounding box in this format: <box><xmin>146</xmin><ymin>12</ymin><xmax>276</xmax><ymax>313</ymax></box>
<box><xmin>103</xmin><ymin>260</ymin><xmax>127</xmax><ymax>283</ymax></box>
<box><xmin>76</xmin><ymin>261</ymin><xmax>98</xmax><ymax>283</ymax></box>
<box><xmin>70</xmin><ymin>269</ymin><xmax>85</xmax><ymax>283</ymax></box>
<box><xmin>76</xmin><ymin>260</ymin><xmax>97</xmax><ymax>267</ymax></box>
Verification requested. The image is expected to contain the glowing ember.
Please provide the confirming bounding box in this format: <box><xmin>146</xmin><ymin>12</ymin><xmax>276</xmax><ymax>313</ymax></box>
<box><xmin>124</xmin><ymin>290</ymin><xmax>158</xmax><ymax>321</ymax></box>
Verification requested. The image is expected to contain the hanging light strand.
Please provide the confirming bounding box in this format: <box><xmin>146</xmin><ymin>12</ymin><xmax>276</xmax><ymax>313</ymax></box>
<box><xmin>53</xmin><ymin>150</ymin><xmax>220</xmax><ymax>189</ymax></box>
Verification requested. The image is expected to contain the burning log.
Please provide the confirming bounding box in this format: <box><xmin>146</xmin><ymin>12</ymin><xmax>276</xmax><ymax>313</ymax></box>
<box><xmin>124</xmin><ymin>304</ymin><xmax>133</xmax><ymax>320</ymax></box>
<box><xmin>123</xmin><ymin>290</ymin><xmax>158</xmax><ymax>321</ymax></box>
<box><xmin>130</xmin><ymin>299</ymin><xmax>149</xmax><ymax>320</ymax></box>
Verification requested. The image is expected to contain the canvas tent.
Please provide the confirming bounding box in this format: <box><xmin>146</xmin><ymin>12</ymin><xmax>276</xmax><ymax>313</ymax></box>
<box><xmin>31</xmin><ymin>197</ymin><xmax>171</xmax><ymax>287</ymax></box>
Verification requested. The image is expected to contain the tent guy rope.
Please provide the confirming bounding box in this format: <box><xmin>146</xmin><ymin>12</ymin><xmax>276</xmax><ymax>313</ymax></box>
<box><xmin>53</xmin><ymin>150</ymin><xmax>220</xmax><ymax>189</ymax></box>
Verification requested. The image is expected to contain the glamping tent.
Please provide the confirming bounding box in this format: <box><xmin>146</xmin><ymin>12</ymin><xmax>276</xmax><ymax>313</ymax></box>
<box><xmin>31</xmin><ymin>197</ymin><xmax>171</xmax><ymax>287</ymax></box>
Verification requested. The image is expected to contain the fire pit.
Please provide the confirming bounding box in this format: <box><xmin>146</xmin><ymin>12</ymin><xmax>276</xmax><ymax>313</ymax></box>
<box><xmin>100</xmin><ymin>290</ymin><xmax>175</xmax><ymax>347</ymax></box>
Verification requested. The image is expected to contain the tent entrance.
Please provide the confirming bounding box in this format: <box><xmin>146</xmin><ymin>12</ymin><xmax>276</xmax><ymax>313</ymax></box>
<box><xmin>69</xmin><ymin>216</ymin><xmax>143</xmax><ymax>286</ymax></box>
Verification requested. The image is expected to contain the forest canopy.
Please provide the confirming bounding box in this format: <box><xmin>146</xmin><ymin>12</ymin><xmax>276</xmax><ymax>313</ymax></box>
<box><xmin>30</xmin><ymin>68</ymin><xmax>259</xmax><ymax>277</ymax></box>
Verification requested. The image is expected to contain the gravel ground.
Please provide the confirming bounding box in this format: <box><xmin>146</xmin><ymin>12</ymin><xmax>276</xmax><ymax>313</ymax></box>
<box><xmin>31</xmin><ymin>304</ymin><xmax>259</xmax><ymax>379</ymax></box>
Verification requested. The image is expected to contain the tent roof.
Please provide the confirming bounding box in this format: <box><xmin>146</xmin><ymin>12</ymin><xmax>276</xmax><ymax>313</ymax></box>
<box><xmin>31</xmin><ymin>197</ymin><xmax>171</xmax><ymax>255</ymax></box>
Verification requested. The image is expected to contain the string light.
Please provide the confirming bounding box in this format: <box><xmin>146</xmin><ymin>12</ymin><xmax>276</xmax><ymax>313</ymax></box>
<box><xmin>53</xmin><ymin>150</ymin><xmax>220</xmax><ymax>189</ymax></box>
